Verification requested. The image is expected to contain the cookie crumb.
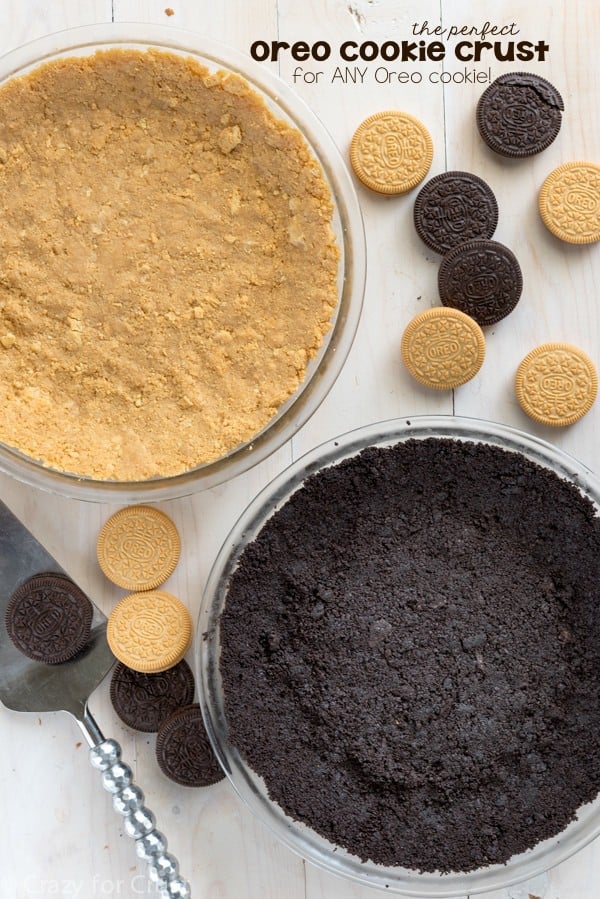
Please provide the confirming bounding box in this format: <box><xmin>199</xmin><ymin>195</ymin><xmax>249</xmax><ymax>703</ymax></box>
<box><xmin>0</xmin><ymin>333</ymin><xmax>16</xmax><ymax>349</ymax></box>
<box><xmin>217</xmin><ymin>124</ymin><xmax>242</xmax><ymax>155</ymax></box>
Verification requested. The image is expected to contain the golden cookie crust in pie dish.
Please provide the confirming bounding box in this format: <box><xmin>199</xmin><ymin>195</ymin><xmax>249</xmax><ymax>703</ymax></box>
<box><xmin>0</xmin><ymin>49</ymin><xmax>339</xmax><ymax>480</ymax></box>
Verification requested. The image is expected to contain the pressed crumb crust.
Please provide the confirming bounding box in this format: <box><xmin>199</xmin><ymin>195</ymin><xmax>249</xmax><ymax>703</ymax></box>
<box><xmin>0</xmin><ymin>49</ymin><xmax>339</xmax><ymax>480</ymax></box>
<box><xmin>220</xmin><ymin>439</ymin><xmax>600</xmax><ymax>873</ymax></box>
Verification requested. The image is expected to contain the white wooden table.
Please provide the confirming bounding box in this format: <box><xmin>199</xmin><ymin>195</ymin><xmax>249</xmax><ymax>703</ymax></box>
<box><xmin>0</xmin><ymin>1</ymin><xmax>598</xmax><ymax>897</ymax></box>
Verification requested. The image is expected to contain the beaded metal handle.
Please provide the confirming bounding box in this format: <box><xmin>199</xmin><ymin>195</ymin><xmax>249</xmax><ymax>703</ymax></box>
<box><xmin>89</xmin><ymin>737</ymin><xmax>191</xmax><ymax>899</ymax></box>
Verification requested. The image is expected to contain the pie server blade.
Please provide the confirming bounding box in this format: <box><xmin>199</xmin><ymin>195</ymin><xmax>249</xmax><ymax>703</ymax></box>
<box><xmin>0</xmin><ymin>498</ymin><xmax>191</xmax><ymax>899</ymax></box>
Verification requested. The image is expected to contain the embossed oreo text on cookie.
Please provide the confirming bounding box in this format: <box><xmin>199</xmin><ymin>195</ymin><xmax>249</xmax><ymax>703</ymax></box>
<box><xmin>477</xmin><ymin>72</ymin><xmax>564</xmax><ymax>157</ymax></box>
<box><xmin>539</xmin><ymin>162</ymin><xmax>600</xmax><ymax>244</ymax></box>
<box><xmin>414</xmin><ymin>171</ymin><xmax>498</xmax><ymax>254</ymax></box>
<box><xmin>516</xmin><ymin>343</ymin><xmax>598</xmax><ymax>426</ymax></box>
<box><xmin>97</xmin><ymin>505</ymin><xmax>181</xmax><ymax>592</ymax></box>
<box><xmin>438</xmin><ymin>239</ymin><xmax>523</xmax><ymax>326</ymax></box>
<box><xmin>5</xmin><ymin>573</ymin><xmax>93</xmax><ymax>664</ymax></box>
<box><xmin>110</xmin><ymin>659</ymin><xmax>196</xmax><ymax>732</ymax></box>
<box><xmin>156</xmin><ymin>704</ymin><xmax>224</xmax><ymax>787</ymax></box>
<box><xmin>401</xmin><ymin>307</ymin><xmax>485</xmax><ymax>389</ymax></box>
<box><xmin>107</xmin><ymin>590</ymin><xmax>192</xmax><ymax>673</ymax></box>
<box><xmin>350</xmin><ymin>111</ymin><xmax>433</xmax><ymax>194</ymax></box>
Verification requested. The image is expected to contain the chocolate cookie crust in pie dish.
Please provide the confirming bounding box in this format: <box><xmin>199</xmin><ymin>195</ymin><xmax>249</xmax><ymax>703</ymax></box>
<box><xmin>0</xmin><ymin>27</ymin><xmax>365</xmax><ymax>498</ymax></box>
<box><xmin>199</xmin><ymin>417</ymin><xmax>600</xmax><ymax>894</ymax></box>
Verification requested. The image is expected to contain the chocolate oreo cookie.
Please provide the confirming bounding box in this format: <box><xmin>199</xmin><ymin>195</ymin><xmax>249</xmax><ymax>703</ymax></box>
<box><xmin>5</xmin><ymin>573</ymin><xmax>93</xmax><ymax>665</ymax></box>
<box><xmin>476</xmin><ymin>72</ymin><xmax>564</xmax><ymax>158</ymax></box>
<box><xmin>414</xmin><ymin>171</ymin><xmax>499</xmax><ymax>254</ymax></box>
<box><xmin>438</xmin><ymin>239</ymin><xmax>523</xmax><ymax>326</ymax></box>
<box><xmin>156</xmin><ymin>704</ymin><xmax>224</xmax><ymax>787</ymax></box>
<box><xmin>110</xmin><ymin>659</ymin><xmax>195</xmax><ymax>733</ymax></box>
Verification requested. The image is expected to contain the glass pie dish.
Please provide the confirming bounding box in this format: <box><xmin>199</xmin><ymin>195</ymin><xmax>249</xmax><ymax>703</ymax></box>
<box><xmin>197</xmin><ymin>415</ymin><xmax>600</xmax><ymax>897</ymax></box>
<box><xmin>0</xmin><ymin>24</ymin><xmax>365</xmax><ymax>503</ymax></box>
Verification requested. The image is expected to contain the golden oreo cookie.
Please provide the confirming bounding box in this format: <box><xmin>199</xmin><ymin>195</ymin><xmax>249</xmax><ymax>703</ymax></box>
<box><xmin>350</xmin><ymin>111</ymin><xmax>434</xmax><ymax>195</ymax></box>
<box><xmin>401</xmin><ymin>307</ymin><xmax>485</xmax><ymax>389</ymax></box>
<box><xmin>515</xmin><ymin>343</ymin><xmax>598</xmax><ymax>426</ymax></box>
<box><xmin>539</xmin><ymin>162</ymin><xmax>600</xmax><ymax>244</ymax></box>
<box><xmin>107</xmin><ymin>590</ymin><xmax>193</xmax><ymax>673</ymax></box>
<box><xmin>97</xmin><ymin>505</ymin><xmax>180</xmax><ymax>591</ymax></box>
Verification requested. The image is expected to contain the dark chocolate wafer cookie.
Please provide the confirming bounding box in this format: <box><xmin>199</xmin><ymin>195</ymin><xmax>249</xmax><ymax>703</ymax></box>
<box><xmin>476</xmin><ymin>72</ymin><xmax>564</xmax><ymax>158</ymax></box>
<box><xmin>414</xmin><ymin>171</ymin><xmax>498</xmax><ymax>254</ymax></box>
<box><xmin>438</xmin><ymin>238</ymin><xmax>523</xmax><ymax>326</ymax></box>
<box><xmin>5</xmin><ymin>573</ymin><xmax>93</xmax><ymax>665</ymax></box>
<box><xmin>156</xmin><ymin>704</ymin><xmax>224</xmax><ymax>787</ymax></box>
<box><xmin>110</xmin><ymin>659</ymin><xmax>195</xmax><ymax>732</ymax></box>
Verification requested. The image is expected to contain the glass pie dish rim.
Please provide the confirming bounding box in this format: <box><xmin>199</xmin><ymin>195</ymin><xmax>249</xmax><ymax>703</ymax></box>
<box><xmin>197</xmin><ymin>413</ymin><xmax>600</xmax><ymax>897</ymax></box>
<box><xmin>0</xmin><ymin>22</ymin><xmax>365</xmax><ymax>502</ymax></box>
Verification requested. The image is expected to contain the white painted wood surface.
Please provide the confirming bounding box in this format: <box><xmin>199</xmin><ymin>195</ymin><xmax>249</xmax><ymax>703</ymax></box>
<box><xmin>0</xmin><ymin>0</ymin><xmax>598</xmax><ymax>897</ymax></box>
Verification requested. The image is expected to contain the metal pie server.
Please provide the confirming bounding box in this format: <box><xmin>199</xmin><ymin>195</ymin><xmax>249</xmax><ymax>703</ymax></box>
<box><xmin>0</xmin><ymin>499</ymin><xmax>191</xmax><ymax>898</ymax></box>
